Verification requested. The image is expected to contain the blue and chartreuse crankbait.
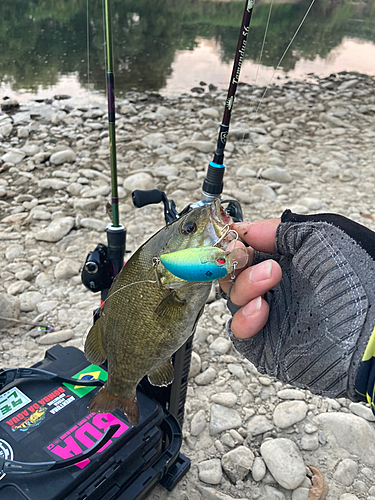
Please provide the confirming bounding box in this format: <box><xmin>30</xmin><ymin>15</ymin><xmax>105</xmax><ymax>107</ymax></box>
<box><xmin>160</xmin><ymin>246</ymin><xmax>248</xmax><ymax>282</ymax></box>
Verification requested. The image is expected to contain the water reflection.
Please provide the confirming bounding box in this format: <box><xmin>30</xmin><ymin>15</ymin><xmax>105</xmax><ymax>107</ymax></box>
<box><xmin>0</xmin><ymin>0</ymin><xmax>374</xmax><ymax>102</ymax></box>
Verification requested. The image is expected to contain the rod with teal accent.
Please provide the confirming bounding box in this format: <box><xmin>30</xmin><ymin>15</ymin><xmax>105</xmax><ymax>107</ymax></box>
<box><xmin>202</xmin><ymin>0</ymin><xmax>255</xmax><ymax>202</ymax></box>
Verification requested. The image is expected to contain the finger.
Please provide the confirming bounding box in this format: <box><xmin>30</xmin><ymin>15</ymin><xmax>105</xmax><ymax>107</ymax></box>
<box><xmin>231</xmin><ymin>296</ymin><xmax>269</xmax><ymax>339</ymax></box>
<box><xmin>229</xmin><ymin>259</ymin><xmax>282</xmax><ymax>307</ymax></box>
<box><xmin>232</xmin><ymin>219</ymin><xmax>280</xmax><ymax>253</ymax></box>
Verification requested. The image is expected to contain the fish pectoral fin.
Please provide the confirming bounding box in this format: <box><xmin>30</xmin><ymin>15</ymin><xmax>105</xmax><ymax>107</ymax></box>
<box><xmin>88</xmin><ymin>386</ymin><xmax>140</xmax><ymax>426</ymax></box>
<box><xmin>147</xmin><ymin>357</ymin><xmax>174</xmax><ymax>387</ymax></box>
<box><xmin>84</xmin><ymin>317</ymin><xmax>107</xmax><ymax>365</ymax></box>
<box><xmin>154</xmin><ymin>290</ymin><xmax>186</xmax><ymax>317</ymax></box>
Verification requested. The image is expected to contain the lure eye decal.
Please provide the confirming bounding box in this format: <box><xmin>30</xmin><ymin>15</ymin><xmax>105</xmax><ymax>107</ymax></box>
<box><xmin>217</xmin><ymin>258</ymin><xmax>226</xmax><ymax>265</ymax></box>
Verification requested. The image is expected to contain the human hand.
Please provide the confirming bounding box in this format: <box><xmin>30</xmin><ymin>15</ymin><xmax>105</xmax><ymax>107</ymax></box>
<box><xmin>219</xmin><ymin>219</ymin><xmax>282</xmax><ymax>340</ymax></box>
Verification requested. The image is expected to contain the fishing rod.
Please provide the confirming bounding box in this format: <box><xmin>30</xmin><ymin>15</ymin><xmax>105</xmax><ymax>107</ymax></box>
<box><xmin>82</xmin><ymin>0</ymin><xmax>126</xmax><ymax>305</ymax></box>
<box><xmin>202</xmin><ymin>0</ymin><xmax>254</xmax><ymax>203</ymax></box>
<box><xmin>133</xmin><ymin>0</ymin><xmax>254</xmax><ymax>221</ymax></box>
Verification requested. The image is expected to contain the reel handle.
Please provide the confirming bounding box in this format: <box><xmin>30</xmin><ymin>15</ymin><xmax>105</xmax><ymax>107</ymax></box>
<box><xmin>132</xmin><ymin>189</ymin><xmax>164</xmax><ymax>208</ymax></box>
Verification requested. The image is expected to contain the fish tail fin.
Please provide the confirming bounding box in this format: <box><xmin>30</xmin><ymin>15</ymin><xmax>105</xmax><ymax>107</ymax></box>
<box><xmin>88</xmin><ymin>386</ymin><xmax>140</xmax><ymax>426</ymax></box>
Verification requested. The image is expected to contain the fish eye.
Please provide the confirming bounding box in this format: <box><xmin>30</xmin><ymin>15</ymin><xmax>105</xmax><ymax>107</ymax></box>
<box><xmin>181</xmin><ymin>221</ymin><xmax>197</xmax><ymax>235</ymax></box>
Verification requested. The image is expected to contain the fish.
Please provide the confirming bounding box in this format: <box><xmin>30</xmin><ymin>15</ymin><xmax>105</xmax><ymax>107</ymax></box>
<box><xmin>84</xmin><ymin>199</ymin><xmax>235</xmax><ymax>425</ymax></box>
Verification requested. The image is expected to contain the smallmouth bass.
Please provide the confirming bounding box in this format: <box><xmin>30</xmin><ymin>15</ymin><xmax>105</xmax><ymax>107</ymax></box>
<box><xmin>84</xmin><ymin>199</ymin><xmax>234</xmax><ymax>425</ymax></box>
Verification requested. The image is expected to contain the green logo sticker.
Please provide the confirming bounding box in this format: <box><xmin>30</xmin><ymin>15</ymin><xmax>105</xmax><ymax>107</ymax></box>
<box><xmin>63</xmin><ymin>364</ymin><xmax>108</xmax><ymax>397</ymax></box>
<box><xmin>0</xmin><ymin>388</ymin><xmax>31</xmax><ymax>422</ymax></box>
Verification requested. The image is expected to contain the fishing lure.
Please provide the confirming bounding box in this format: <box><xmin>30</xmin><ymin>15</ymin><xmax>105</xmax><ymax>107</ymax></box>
<box><xmin>160</xmin><ymin>246</ymin><xmax>248</xmax><ymax>282</ymax></box>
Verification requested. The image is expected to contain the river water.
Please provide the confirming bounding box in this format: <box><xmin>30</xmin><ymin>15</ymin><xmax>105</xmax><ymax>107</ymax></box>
<box><xmin>1</xmin><ymin>0</ymin><xmax>374</xmax><ymax>106</ymax></box>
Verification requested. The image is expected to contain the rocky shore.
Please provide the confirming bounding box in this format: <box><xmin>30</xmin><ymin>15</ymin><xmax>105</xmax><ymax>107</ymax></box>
<box><xmin>1</xmin><ymin>71</ymin><xmax>375</xmax><ymax>499</ymax></box>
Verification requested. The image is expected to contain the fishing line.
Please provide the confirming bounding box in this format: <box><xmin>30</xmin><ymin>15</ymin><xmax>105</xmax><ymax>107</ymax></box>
<box><xmin>253</xmin><ymin>0</ymin><xmax>274</xmax><ymax>89</ymax></box>
<box><xmin>86</xmin><ymin>0</ymin><xmax>91</xmax><ymax>109</ymax></box>
<box><xmin>240</xmin><ymin>0</ymin><xmax>273</xmax><ymax>147</ymax></box>
<box><xmin>246</xmin><ymin>0</ymin><xmax>316</xmax><ymax>140</ymax></box>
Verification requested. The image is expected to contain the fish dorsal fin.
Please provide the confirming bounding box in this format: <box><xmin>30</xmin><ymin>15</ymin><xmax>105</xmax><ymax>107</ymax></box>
<box><xmin>154</xmin><ymin>290</ymin><xmax>186</xmax><ymax>317</ymax></box>
<box><xmin>84</xmin><ymin>317</ymin><xmax>107</xmax><ymax>365</ymax></box>
<box><xmin>147</xmin><ymin>357</ymin><xmax>174</xmax><ymax>387</ymax></box>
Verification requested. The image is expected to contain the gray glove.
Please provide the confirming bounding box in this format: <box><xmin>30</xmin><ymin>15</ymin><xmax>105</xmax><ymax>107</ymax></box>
<box><xmin>226</xmin><ymin>210</ymin><xmax>375</xmax><ymax>402</ymax></box>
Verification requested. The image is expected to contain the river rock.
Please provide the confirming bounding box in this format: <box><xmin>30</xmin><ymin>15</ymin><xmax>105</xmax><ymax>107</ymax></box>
<box><xmin>261</xmin><ymin>167</ymin><xmax>292</xmax><ymax>183</ymax></box>
<box><xmin>251</xmin><ymin>457</ymin><xmax>266</xmax><ymax>482</ymax></box>
<box><xmin>7</xmin><ymin>280</ymin><xmax>31</xmax><ymax>296</ymax></box>
<box><xmin>197</xmin><ymin>485</ymin><xmax>247</xmax><ymax>500</ymax></box>
<box><xmin>273</xmin><ymin>401</ymin><xmax>308</xmax><ymax>428</ymax></box>
<box><xmin>195</xmin><ymin>366</ymin><xmax>216</xmax><ymax>385</ymax></box>
<box><xmin>209</xmin><ymin>337</ymin><xmax>232</xmax><ymax>354</ymax></box>
<box><xmin>251</xmin><ymin>184</ymin><xmax>276</xmax><ymax>200</ymax></box>
<box><xmin>221</xmin><ymin>446</ymin><xmax>254</xmax><ymax>482</ymax></box>
<box><xmin>50</xmin><ymin>149</ymin><xmax>76</xmax><ymax>165</ymax></box>
<box><xmin>1</xmin><ymin>149</ymin><xmax>26</xmax><ymax>165</ymax></box>
<box><xmin>189</xmin><ymin>351</ymin><xmax>202</xmax><ymax>378</ymax></box>
<box><xmin>260</xmin><ymin>438</ymin><xmax>306</xmax><ymax>490</ymax></box>
<box><xmin>210</xmin><ymin>393</ymin><xmax>237</xmax><ymax>408</ymax></box>
<box><xmin>333</xmin><ymin>458</ymin><xmax>358</xmax><ymax>486</ymax></box>
<box><xmin>247</xmin><ymin>415</ymin><xmax>274</xmax><ymax>436</ymax></box>
<box><xmin>210</xmin><ymin>404</ymin><xmax>242</xmax><ymax>435</ymax></box>
<box><xmin>19</xmin><ymin>291</ymin><xmax>43</xmax><ymax>312</ymax></box>
<box><xmin>34</xmin><ymin>217</ymin><xmax>75</xmax><ymax>242</ymax></box>
<box><xmin>0</xmin><ymin>293</ymin><xmax>20</xmax><ymax>328</ymax></box>
<box><xmin>190</xmin><ymin>409</ymin><xmax>206</xmax><ymax>436</ymax></box>
<box><xmin>54</xmin><ymin>258</ymin><xmax>81</xmax><ymax>279</ymax></box>
<box><xmin>38</xmin><ymin>329</ymin><xmax>74</xmax><ymax>345</ymax></box>
<box><xmin>142</xmin><ymin>132</ymin><xmax>166</xmax><ymax>148</ymax></box>
<box><xmin>80</xmin><ymin>218</ymin><xmax>107</xmax><ymax>232</ymax></box>
<box><xmin>198</xmin><ymin>458</ymin><xmax>222</xmax><ymax>485</ymax></box>
<box><xmin>316</xmin><ymin>412</ymin><xmax>375</xmax><ymax>466</ymax></box>
<box><xmin>277</xmin><ymin>389</ymin><xmax>305</xmax><ymax>400</ymax></box>
<box><xmin>348</xmin><ymin>402</ymin><xmax>375</xmax><ymax>422</ymax></box>
<box><xmin>124</xmin><ymin>172</ymin><xmax>154</xmax><ymax>193</ymax></box>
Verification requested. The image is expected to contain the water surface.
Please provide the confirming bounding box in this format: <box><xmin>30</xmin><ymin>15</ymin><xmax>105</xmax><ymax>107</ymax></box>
<box><xmin>1</xmin><ymin>0</ymin><xmax>374</xmax><ymax>105</ymax></box>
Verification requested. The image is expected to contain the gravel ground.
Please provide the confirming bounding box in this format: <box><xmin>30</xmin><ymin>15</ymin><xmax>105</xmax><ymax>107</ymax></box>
<box><xmin>1</xmin><ymin>71</ymin><xmax>375</xmax><ymax>499</ymax></box>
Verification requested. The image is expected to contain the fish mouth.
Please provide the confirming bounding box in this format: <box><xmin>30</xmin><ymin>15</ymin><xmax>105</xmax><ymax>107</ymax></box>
<box><xmin>210</xmin><ymin>199</ymin><xmax>236</xmax><ymax>249</ymax></box>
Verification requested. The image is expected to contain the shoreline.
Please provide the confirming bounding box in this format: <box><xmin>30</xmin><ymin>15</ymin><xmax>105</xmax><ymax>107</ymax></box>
<box><xmin>1</xmin><ymin>70</ymin><xmax>375</xmax><ymax>499</ymax></box>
